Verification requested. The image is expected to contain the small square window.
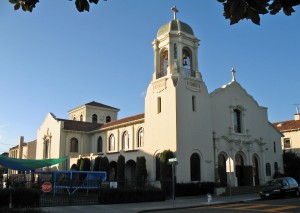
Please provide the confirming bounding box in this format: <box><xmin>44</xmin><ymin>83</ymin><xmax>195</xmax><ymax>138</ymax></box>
<box><xmin>283</xmin><ymin>138</ymin><xmax>291</xmax><ymax>149</ymax></box>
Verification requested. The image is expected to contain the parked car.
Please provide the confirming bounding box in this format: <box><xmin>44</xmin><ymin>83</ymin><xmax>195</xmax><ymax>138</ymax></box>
<box><xmin>259</xmin><ymin>177</ymin><xmax>300</xmax><ymax>199</ymax></box>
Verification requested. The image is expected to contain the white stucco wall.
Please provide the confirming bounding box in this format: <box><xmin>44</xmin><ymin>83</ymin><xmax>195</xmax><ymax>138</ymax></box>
<box><xmin>36</xmin><ymin>113</ymin><xmax>63</xmax><ymax>170</ymax></box>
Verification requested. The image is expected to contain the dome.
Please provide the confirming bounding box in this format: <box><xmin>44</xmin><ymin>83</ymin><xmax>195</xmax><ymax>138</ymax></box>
<box><xmin>157</xmin><ymin>20</ymin><xmax>194</xmax><ymax>37</ymax></box>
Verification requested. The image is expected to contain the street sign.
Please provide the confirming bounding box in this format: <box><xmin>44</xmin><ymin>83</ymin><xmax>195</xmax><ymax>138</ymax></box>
<box><xmin>226</xmin><ymin>157</ymin><xmax>234</xmax><ymax>173</ymax></box>
<box><xmin>168</xmin><ymin>158</ymin><xmax>177</xmax><ymax>162</ymax></box>
<box><xmin>42</xmin><ymin>181</ymin><xmax>52</xmax><ymax>193</ymax></box>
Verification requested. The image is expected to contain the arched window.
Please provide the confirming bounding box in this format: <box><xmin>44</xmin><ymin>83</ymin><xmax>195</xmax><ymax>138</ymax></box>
<box><xmin>235</xmin><ymin>153</ymin><xmax>244</xmax><ymax>166</ymax></box>
<box><xmin>97</xmin><ymin>136</ymin><xmax>103</xmax><ymax>153</ymax></box>
<box><xmin>274</xmin><ymin>162</ymin><xmax>279</xmax><ymax>172</ymax></box>
<box><xmin>108</xmin><ymin>134</ymin><xmax>115</xmax><ymax>152</ymax></box>
<box><xmin>137</xmin><ymin>127</ymin><xmax>144</xmax><ymax>147</ymax></box>
<box><xmin>218</xmin><ymin>154</ymin><xmax>227</xmax><ymax>186</ymax></box>
<box><xmin>70</xmin><ymin>137</ymin><xmax>78</xmax><ymax>153</ymax></box>
<box><xmin>182</xmin><ymin>48</ymin><xmax>194</xmax><ymax>77</ymax></box>
<box><xmin>190</xmin><ymin>153</ymin><xmax>201</xmax><ymax>181</ymax></box>
<box><xmin>106</xmin><ymin>116</ymin><xmax>111</xmax><ymax>123</ymax></box>
<box><xmin>233</xmin><ymin>109</ymin><xmax>242</xmax><ymax>133</ymax></box>
<box><xmin>92</xmin><ymin>114</ymin><xmax>98</xmax><ymax>123</ymax></box>
<box><xmin>266</xmin><ymin>163</ymin><xmax>271</xmax><ymax>176</ymax></box>
<box><xmin>158</xmin><ymin>49</ymin><xmax>168</xmax><ymax>78</ymax></box>
<box><xmin>73</xmin><ymin>116</ymin><xmax>76</xmax><ymax>121</ymax></box>
<box><xmin>44</xmin><ymin>139</ymin><xmax>50</xmax><ymax>159</ymax></box>
<box><xmin>80</xmin><ymin>114</ymin><xmax>83</xmax><ymax>121</ymax></box>
<box><xmin>122</xmin><ymin>131</ymin><xmax>129</xmax><ymax>150</ymax></box>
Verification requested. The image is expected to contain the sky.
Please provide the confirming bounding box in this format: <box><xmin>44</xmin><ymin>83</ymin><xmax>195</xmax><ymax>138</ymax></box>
<box><xmin>0</xmin><ymin>1</ymin><xmax>299</xmax><ymax>154</ymax></box>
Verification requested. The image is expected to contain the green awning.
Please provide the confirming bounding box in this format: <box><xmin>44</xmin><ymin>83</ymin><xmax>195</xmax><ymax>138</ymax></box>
<box><xmin>0</xmin><ymin>155</ymin><xmax>67</xmax><ymax>171</ymax></box>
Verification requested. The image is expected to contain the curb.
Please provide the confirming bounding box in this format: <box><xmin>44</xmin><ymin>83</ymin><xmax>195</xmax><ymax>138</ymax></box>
<box><xmin>138</xmin><ymin>198</ymin><xmax>261</xmax><ymax>212</ymax></box>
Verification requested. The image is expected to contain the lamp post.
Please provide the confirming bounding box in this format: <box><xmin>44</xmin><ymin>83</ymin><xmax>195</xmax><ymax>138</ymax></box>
<box><xmin>168</xmin><ymin>158</ymin><xmax>178</xmax><ymax>207</ymax></box>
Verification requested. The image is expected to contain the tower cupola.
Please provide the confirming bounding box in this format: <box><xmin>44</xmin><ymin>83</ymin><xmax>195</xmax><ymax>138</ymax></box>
<box><xmin>152</xmin><ymin>6</ymin><xmax>202</xmax><ymax>85</ymax></box>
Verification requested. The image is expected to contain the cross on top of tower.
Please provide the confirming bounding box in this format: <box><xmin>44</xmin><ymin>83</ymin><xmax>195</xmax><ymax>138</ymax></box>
<box><xmin>231</xmin><ymin>67</ymin><xmax>236</xmax><ymax>82</ymax></box>
<box><xmin>171</xmin><ymin>6</ymin><xmax>178</xmax><ymax>20</ymax></box>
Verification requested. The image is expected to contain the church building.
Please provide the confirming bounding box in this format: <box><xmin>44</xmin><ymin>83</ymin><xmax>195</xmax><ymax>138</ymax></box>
<box><xmin>35</xmin><ymin>7</ymin><xmax>283</xmax><ymax>187</ymax></box>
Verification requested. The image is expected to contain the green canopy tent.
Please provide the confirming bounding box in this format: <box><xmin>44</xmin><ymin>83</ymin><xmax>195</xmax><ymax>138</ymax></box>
<box><xmin>0</xmin><ymin>155</ymin><xmax>67</xmax><ymax>171</ymax></box>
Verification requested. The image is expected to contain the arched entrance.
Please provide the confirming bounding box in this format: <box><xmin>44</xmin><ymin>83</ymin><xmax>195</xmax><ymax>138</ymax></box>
<box><xmin>235</xmin><ymin>153</ymin><xmax>245</xmax><ymax>186</ymax></box>
<box><xmin>252</xmin><ymin>155</ymin><xmax>260</xmax><ymax>186</ymax></box>
<box><xmin>218</xmin><ymin>153</ymin><xmax>227</xmax><ymax>187</ymax></box>
<box><xmin>190</xmin><ymin>153</ymin><xmax>201</xmax><ymax>181</ymax></box>
<box><xmin>125</xmin><ymin>160</ymin><xmax>136</xmax><ymax>184</ymax></box>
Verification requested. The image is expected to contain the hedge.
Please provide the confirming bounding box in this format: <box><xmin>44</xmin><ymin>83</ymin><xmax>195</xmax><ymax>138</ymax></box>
<box><xmin>98</xmin><ymin>188</ymin><xmax>165</xmax><ymax>204</ymax></box>
<box><xmin>0</xmin><ymin>188</ymin><xmax>40</xmax><ymax>208</ymax></box>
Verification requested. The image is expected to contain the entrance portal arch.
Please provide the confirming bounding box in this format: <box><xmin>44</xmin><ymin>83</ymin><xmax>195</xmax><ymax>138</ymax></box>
<box><xmin>235</xmin><ymin>153</ymin><xmax>245</xmax><ymax>186</ymax></box>
<box><xmin>217</xmin><ymin>152</ymin><xmax>228</xmax><ymax>187</ymax></box>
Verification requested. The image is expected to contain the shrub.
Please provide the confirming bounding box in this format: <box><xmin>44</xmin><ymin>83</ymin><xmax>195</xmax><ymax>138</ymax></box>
<box><xmin>136</xmin><ymin>156</ymin><xmax>147</xmax><ymax>188</ymax></box>
<box><xmin>117</xmin><ymin>155</ymin><xmax>125</xmax><ymax>184</ymax></box>
<box><xmin>98</xmin><ymin>188</ymin><xmax>165</xmax><ymax>204</ymax></box>
<box><xmin>175</xmin><ymin>182</ymin><xmax>215</xmax><ymax>197</ymax></box>
<box><xmin>0</xmin><ymin>208</ymin><xmax>48</xmax><ymax>213</ymax></box>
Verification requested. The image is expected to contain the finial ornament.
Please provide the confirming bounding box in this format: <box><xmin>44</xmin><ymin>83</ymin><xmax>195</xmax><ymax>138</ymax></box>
<box><xmin>171</xmin><ymin>6</ymin><xmax>178</xmax><ymax>20</ymax></box>
<box><xmin>231</xmin><ymin>67</ymin><xmax>236</xmax><ymax>82</ymax></box>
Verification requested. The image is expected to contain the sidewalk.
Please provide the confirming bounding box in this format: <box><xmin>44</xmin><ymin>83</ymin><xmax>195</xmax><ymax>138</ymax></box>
<box><xmin>42</xmin><ymin>193</ymin><xmax>261</xmax><ymax>213</ymax></box>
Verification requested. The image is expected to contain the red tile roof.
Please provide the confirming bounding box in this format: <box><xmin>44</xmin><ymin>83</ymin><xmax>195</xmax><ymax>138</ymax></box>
<box><xmin>101</xmin><ymin>113</ymin><xmax>144</xmax><ymax>129</ymax></box>
<box><xmin>62</xmin><ymin>113</ymin><xmax>144</xmax><ymax>132</ymax></box>
<box><xmin>63</xmin><ymin>120</ymin><xmax>103</xmax><ymax>132</ymax></box>
<box><xmin>273</xmin><ymin>120</ymin><xmax>300</xmax><ymax>132</ymax></box>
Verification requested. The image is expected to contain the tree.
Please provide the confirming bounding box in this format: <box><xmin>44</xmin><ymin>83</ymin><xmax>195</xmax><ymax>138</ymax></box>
<box><xmin>158</xmin><ymin>150</ymin><xmax>174</xmax><ymax>197</ymax></box>
<box><xmin>93</xmin><ymin>156</ymin><xmax>101</xmax><ymax>171</ymax></box>
<box><xmin>117</xmin><ymin>154</ymin><xmax>125</xmax><ymax>183</ymax></box>
<box><xmin>283</xmin><ymin>151</ymin><xmax>300</xmax><ymax>182</ymax></box>
<box><xmin>99</xmin><ymin>156</ymin><xmax>109</xmax><ymax>173</ymax></box>
<box><xmin>8</xmin><ymin>0</ymin><xmax>300</xmax><ymax>25</ymax></box>
<box><xmin>8</xmin><ymin>0</ymin><xmax>107</xmax><ymax>13</ymax></box>
<box><xmin>159</xmin><ymin>150</ymin><xmax>174</xmax><ymax>181</ymax></box>
<box><xmin>136</xmin><ymin>156</ymin><xmax>147</xmax><ymax>187</ymax></box>
<box><xmin>217</xmin><ymin>0</ymin><xmax>300</xmax><ymax>25</ymax></box>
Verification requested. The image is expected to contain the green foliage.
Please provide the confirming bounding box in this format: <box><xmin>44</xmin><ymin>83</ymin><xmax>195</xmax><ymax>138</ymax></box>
<box><xmin>159</xmin><ymin>150</ymin><xmax>174</xmax><ymax>180</ymax></box>
<box><xmin>83</xmin><ymin>158</ymin><xmax>91</xmax><ymax>171</ymax></box>
<box><xmin>0</xmin><ymin>208</ymin><xmax>48</xmax><ymax>213</ymax></box>
<box><xmin>98</xmin><ymin>188</ymin><xmax>165</xmax><ymax>204</ymax></box>
<box><xmin>76</xmin><ymin>158</ymin><xmax>81</xmax><ymax>168</ymax></box>
<box><xmin>9</xmin><ymin>0</ymin><xmax>107</xmax><ymax>13</ymax></box>
<box><xmin>217</xmin><ymin>0</ymin><xmax>300</xmax><ymax>25</ymax></box>
<box><xmin>0</xmin><ymin>188</ymin><xmax>40</xmax><ymax>208</ymax></box>
<box><xmin>136</xmin><ymin>156</ymin><xmax>147</xmax><ymax>187</ymax></box>
<box><xmin>9</xmin><ymin>0</ymin><xmax>39</xmax><ymax>12</ymax></box>
<box><xmin>117</xmin><ymin>155</ymin><xmax>125</xmax><ymax>182</ymax></box>
<box><xmin>283</xmin><ymin>151</ymin><xmax>300</xmax><ymax>182</ymax></box>
<box><xmin>176</xmin><ymin>182</ymin><xmax>215</xmax><ymax>197</ymax></box>
<box><xmin>93</xmin><ymin>156</ymin><xmax>101</xmax><ymax>171</ymax></box>
<box><xmin>8</xmin><ymin>0</ymin><xmax>300</xmax><ymax>25</ymax></box>
<box><xmin>99</xmin><ymin>156</ymin><xmax>109</xmax><ymax>173</ymax></box>
<box><xmin>76</xmin><ymin>157</ymin><xmax>91</xmax><ymax>171</ymax></box>
<box><xmin>70</xmin><ymin>163</ymin><xmax>79</xmax><ymax>170</ymax></box>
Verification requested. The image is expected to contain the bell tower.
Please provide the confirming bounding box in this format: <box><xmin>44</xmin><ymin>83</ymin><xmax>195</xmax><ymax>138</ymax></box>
<box><xmin>152</xmin><ymin>6</ymin><xmax>202</xmax><ymax>86</ymax></box>
<box><xmin>144</xmin><ymin>7</ymin><xmax>214</xmax><ymax>182</ymax></box>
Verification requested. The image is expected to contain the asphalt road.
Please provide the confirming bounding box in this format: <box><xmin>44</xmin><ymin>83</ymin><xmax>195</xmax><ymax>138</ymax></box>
<box><xmin>153</xmin><ymin>197</ymin><xmax>300</xmax><ymax>213</ymax></box>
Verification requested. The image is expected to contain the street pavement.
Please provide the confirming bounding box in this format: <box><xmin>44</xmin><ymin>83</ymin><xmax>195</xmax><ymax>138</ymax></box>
<box><xmin>42</xmin><ymin>193</ymin><xmax>261</xmax><ymax>213</ymax></box>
